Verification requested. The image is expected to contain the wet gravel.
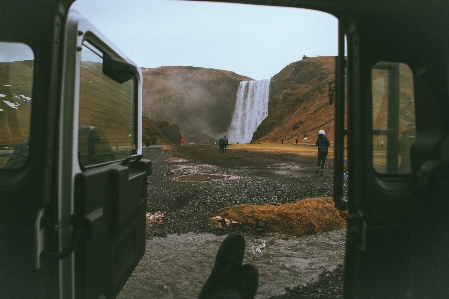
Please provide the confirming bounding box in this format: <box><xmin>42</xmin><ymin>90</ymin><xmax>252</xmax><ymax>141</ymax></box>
<box><xmin>268</xmin><ymin>264</ymin><xmax>344</xmax><ymax>299</ymax></box>
<box><xmin>144</xmin><ymin>145</ymin><xmax>334</xmax><ymax>237</ymax></box>
<box><xmin>142</xmin><ymin>145</ymin><xmax>344</xmax><ymax>299</ymax></box>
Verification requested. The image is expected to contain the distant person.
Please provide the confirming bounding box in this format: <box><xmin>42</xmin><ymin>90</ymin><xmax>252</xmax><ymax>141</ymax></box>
<box><xmin>296</xmin><ymin>138</ymin><xmax>298</xmax><ymax>145</ymax></box>
<box><xmin>87</xmin><ymin>126</ymin><xmax>100</xmax><ymax>157</ymax></box>
<box><xmin>146</xmin><ymin>139</ymin><xmax>150</xmax><ymax>151</ymax></box>
<box><xmin>181</xmin><ymin>137</ymin><xmax>185</xmax><ymax>148</ymax></box>
<box><xmin>281</xmin><ymin>138</ymin><xmax>284</xmax><ymax>144</ymax></box>
<box><xmin>315</xmin><ymin>129</ymin><xmax>330</xmax><ymax>176</ymax></box>
<box><xmin>223</xmin><ymin>136</ymin><xmax>228</xmax><ymax>153</ymax></box>
<box><xmin>219</xmin><ymin>137</ymin><xmax>225</xmax><ymax>153</ymax></box>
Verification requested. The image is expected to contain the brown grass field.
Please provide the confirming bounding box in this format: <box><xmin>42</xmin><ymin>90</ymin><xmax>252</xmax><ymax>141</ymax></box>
<box><xmin>228</xmin><ymin>143</ymin><xmax>334</xmax><ymax>158</ymax></box>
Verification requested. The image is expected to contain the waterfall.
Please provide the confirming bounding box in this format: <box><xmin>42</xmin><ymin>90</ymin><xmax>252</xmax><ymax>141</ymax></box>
<box><xmin>227</xmin><ymin>79</ymin><xmax>270</xmax><ymax>144</ymax></box>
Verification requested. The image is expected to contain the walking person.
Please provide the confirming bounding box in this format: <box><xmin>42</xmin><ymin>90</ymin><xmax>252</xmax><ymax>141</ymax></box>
<box><xmin>145</xmin><ymin>139</ymin><xmax>150</xmax><ymax>151</ymax></box>
<box><xmin>223</xmin><ymin>135</ymin><xmax>228</xmax><ymax>153</ymax></box>
<box><xmin>315</xmin><ymin>129</ymin><xmax>330</xmax><ymax>176</ymax></box>
<box><xmin>87</xmin><ymin>126</ymin><xmax>100</xmax><ymax>158</ymax></box>
<box><xmin>181</xmin><ymin>137</ymin><xmax>185</xmax><ymax>148</ymax></box>
<box><xmin>219</xmin><ymin>137</ymin><xmax>224</xmax><ymax>153</ymax></box>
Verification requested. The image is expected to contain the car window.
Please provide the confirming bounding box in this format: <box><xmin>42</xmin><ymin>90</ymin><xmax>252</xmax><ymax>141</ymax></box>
<box><xmin>78</xmin><ymin>41</ymin><xmax>136</xmax><ymax>167</ymax></box>
<box><xmin>0</xmin><ymin>42</ymin><xmax>34</xmax><ymax>170</ymax></box>
<box><xmin>372</xmin><ymin>62</ymin><xmax>415</xmax><ymax>174</ymax></box>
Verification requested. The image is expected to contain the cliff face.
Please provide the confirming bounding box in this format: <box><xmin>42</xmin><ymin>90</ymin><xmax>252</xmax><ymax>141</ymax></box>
<box><xmin>142</xmin><ymin>117</ymin><xmax>181</xmax><ymax>145</ymax></box>
<box><xmin>253</xmin><ymin>56</ymin><xmax>336</xmax><ymax>143</ymax></box>
<box><xmin>142</xmin><ymin>66</ymin><xmax>251</xmax><ymax>144</ymax></box>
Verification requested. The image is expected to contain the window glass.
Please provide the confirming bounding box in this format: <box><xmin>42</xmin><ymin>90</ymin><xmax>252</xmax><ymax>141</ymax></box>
<box><xmin>372</xmin><ymin>62</ymin><xmax>415</xmax><ymax>174</ymax></box>
<box><xmin>0</xmin><ymin>42</ymin><xmax>34</xmax><ymax>169</ymax></box>
<box><xmin>78</xmin><ymin>41</ymin><xmax>135</xmax><ymax>167</ymax></box>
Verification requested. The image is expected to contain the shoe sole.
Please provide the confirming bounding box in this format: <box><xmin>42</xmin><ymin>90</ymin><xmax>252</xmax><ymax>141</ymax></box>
<box><xmin>198</xmin><ymin>233</ymin><xmax>246</xmax><ymax>299</ymax></box>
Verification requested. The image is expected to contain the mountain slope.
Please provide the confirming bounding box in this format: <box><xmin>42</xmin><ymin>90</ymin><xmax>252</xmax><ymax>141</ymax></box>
<box><xmin>253</xmin><ymin>56</ymin><xmax>335</xmax><ymax>143</ymax></box>
<box><xmin>142</xmin><ymin>66</ymin><xmax>251</xmax><ymax>144</ymax></box>
<box><xmin>142</xmin><ymin>117</ymin><xmax>181</xmax><ymax>145</ymax></box>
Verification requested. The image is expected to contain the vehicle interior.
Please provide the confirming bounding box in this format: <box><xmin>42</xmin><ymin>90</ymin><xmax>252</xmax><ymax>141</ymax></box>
<box><xmin>1</xmin><ymin>0</ymin><xmax>449</xmax><ymax>298</ymax></box>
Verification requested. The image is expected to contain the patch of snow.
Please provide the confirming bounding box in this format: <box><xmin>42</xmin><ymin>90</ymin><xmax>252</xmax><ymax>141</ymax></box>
<box><xmin>19</xmin><ymin>94</ymin><xmax>31</xmax><ymax>101</ymax></box>
<box><xmin>3</xmin><ymin>100</ymin><xmax>18</xmax><ymax>109</ymax></box>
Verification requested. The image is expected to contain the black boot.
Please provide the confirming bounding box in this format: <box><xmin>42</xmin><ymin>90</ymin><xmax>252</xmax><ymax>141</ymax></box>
<box><xmin>198</xmin><ymin>233</ymin><xmax>259</xmax><ymax>299</ymax></box>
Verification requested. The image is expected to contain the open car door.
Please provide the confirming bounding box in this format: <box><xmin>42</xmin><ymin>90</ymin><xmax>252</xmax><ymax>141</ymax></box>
<box><xmin>55</xmin><ymin>9</ymin><xmax>151</xmax><ymax>299</ymax></box>
<box><xmin>0</xmin><ymin>1</ymin><xmax>150</xmax><ymax>298</ymax></box>
<box><xmin>332</xmin><ymin>2</ymin><xmax>449</xmax><ymax>298</ymax></box>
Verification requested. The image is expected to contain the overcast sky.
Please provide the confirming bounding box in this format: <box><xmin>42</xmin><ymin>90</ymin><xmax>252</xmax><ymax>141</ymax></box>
<box><xmin>71</xmin><ymin>0</ymin><xmax>338</xmax><ymax>80</ymax></box>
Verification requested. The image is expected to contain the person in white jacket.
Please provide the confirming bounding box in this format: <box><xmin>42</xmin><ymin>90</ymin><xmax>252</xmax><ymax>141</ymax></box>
<box><xmin>315</xmin><ymin>129</ymin><xmax>330</xmax><ymax>176</ymax></box>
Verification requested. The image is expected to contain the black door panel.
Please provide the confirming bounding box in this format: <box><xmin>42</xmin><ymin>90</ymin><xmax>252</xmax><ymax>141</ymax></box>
<box><xmin>74</xmin><ymin>158</ymin><xmax>150</xmax><ymax>299</ymax></box>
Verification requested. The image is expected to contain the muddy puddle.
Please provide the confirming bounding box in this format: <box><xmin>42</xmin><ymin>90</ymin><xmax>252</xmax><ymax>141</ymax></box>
<box><xmin>118</xmin><ymin>229</ymin><xmax>345</xmax><ymax>299</ymax></box>
<box><xmin>174</xmin><ymin>173</ymin><xmax>241</xmax><ymax>182</ymax></box>
<box><xmin>170</xmin><ymin>163</ymin><xmax>242</xmax><ymax>182</ymax></box>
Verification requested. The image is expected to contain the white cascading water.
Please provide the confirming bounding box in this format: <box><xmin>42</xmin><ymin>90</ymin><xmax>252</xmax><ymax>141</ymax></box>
<box><xmin>227</xmin><ymin>79</ymin><xmax>270</xmax><ymax>144</ymax></box>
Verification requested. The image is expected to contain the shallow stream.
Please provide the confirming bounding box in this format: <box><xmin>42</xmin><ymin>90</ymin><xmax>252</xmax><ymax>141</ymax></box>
<box><xmin>118</xmin><ymin>229</ymin><xmax>345</xmax><ymax>299</ymax></box>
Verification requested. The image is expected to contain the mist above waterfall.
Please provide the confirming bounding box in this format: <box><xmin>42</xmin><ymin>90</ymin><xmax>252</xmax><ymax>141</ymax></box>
<box><xmin>227</xmin><ymin>79</ymin><xmax>270</xmax><ymax>144</ymax></box>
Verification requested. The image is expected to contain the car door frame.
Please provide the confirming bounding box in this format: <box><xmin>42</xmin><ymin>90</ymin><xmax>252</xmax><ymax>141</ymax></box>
<box><xmin>54</xmin><ymin>8</ymin><xmax>148</xmax><ymax>298</ymax></box>
<box><xmin>337</xmin><ymin>4</ymin><xmax>449</xmax><ymax>298</ymax></box>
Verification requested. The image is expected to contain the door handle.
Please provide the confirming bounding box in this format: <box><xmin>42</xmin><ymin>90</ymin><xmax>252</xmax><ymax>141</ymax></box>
<box><xmin>40</xmin><ymin>215</ymin><xmax>91</xmax><ymax>261</ymax></box>
<box><xmin>120</xmin><ymin>154</ymin><xmax>143</xmax><ymax>165</ymax></box>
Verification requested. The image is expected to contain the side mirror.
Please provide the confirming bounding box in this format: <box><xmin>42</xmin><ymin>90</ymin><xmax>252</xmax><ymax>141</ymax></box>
<box><xmin>103</xmin><ymin>54</ymin><xmax>137</xmax><ymax>83</ymax></box>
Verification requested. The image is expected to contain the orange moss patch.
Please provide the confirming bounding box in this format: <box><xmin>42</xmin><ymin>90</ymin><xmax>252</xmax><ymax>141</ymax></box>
<box><xmin>212</xmin><ymin>197</ymin><xmax>346</xmax><ymax>236</ymax></box>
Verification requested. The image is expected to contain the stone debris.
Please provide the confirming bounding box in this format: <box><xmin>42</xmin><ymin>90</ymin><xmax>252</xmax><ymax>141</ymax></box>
<box><xmin>146</xmin><ymin>211</ymin><xmax>164</xmax><ymax>227</ymax></box>
<box><xmin>210</xmin><ymin>215</ymin><xmax>239</xmax><ymax>229</ymax></box>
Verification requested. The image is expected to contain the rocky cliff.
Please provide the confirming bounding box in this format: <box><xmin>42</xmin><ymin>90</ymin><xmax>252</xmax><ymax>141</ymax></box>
<box><xmin>142</xmin><ymin>66</ymin><xmax>251</xmax><ymax>144</ymax></box>
<box><xmin>142</xmin><ymin>117</ymin><xmax>181</xmax><ymax>146</ymax></box>
<box><xmin>253</xmin><ymin>56</ymin><xmax>335</xmax><ymax>143</ymax></box>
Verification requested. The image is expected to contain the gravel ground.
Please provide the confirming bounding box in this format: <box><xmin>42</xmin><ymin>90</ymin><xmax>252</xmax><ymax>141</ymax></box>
<box><xmin>142</xmin><ymin>144</ymin><xmax>344</xmax><ymax>299</ymax></box>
